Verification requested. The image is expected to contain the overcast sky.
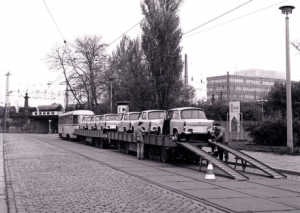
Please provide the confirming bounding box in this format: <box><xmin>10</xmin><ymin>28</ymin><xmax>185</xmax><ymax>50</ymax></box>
<box><xmin>1</xmin><ymin>0</ymin><xmax>300</xmax><ymax>107</ymax></box>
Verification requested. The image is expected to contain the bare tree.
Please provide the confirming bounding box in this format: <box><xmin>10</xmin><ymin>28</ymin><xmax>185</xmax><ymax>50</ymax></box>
<box><xmin>46</xmin><ymin>36</ymin><xmax>108</xmax><ymax>112</ymax></box>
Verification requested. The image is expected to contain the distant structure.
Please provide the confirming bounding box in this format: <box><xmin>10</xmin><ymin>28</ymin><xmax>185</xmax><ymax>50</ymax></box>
<box><xmin>0</xmin><ymin>93</ymin><xmax>63</xmax><ymax>133</ymax></box>
<box><xmin>206</xmin><ymin>69</ymin><xmax>286</xmax><ymax>103</ymax></box>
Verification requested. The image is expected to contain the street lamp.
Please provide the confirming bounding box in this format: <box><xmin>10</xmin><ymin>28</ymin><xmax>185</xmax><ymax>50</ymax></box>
<box><xmin>279</xmin><ymin>5</ymin><xmax>295</xmax><ymax>154</ymax></box>
<box><xmin>257</xmin><ymin>99</ymin><xmax>268</xmax><ymax>121</ymax></box>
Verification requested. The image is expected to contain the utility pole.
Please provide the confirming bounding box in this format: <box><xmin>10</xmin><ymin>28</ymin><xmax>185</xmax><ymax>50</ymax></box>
<box><xmin>184</xmin><ymin>54</ymin><xmax>188</xmax><ymax>85</ymax></box>
<box><xmin>4</xmin><ymin>72</ymin><xmax>11</xmax><ymax>133</ymax></box>
<box><xmin>227</xmin><ymin>71</ymin><xmax>230</xmax><ymax>104</ymax></box>
<box><xmin>65</xmin><ymin>83</ymin><xmax>69</xmax><ymax>112</ymax></box>
<box><xmin>184</xmin><ymin>54</ymin><xmax>189</xmax><ymax>102</ymax></box>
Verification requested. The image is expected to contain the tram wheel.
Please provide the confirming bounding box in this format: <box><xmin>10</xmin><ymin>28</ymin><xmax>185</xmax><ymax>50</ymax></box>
<box><xmin>100</xmin><ymin>139</ymin><xmax>105</xmax><ymax>149</ymax></box>
<box><xmin>125</xmin><ymin>143</ymin><xmax>129</xmax><ymax>154</ymax></box>
<box><xmin>148</xmin><ymin>147</ymin><xmax>154</xmax><ymax>160</ymax></box>
<box><xmin>117</xmin><ymin>142</ymin><xmax>122</xmax><ymax>153</ymax></box>
<box><xmin>161</xmin><ymin>147</ymin><xmax>170</xmax><ymax>163</ymax></box>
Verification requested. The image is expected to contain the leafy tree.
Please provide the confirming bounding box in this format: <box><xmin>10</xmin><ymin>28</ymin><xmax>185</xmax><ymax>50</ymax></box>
<box><xmin>141</xmin><ymin>0</ymin><xmax>185</xmax><ymax>110</ymax></box>
<box><xmin>104</xmin><ymin>36</ymin><xmax>153</xmax><ymax>112</ymax></box>
<box><xmin>266</xmin><ymin>81</ymin><xmax>300</xmax><ymax>118</ymax></box>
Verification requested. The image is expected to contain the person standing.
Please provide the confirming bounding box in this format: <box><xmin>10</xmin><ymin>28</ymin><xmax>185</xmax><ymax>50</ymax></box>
<box><xmin>134</xmin><ymin>121</ymin><xmax>146</xmax><ymax>160</ymax></box>
<box><xmin>214</xmin><ymin>123</ymin><xmax>229</xmax><ymax>162</ymax></box>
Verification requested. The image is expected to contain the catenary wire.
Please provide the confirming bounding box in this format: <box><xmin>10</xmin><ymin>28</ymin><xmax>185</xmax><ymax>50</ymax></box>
<box><xmin>183</xmin><ymin>0</ymin><xmax>288</xmax><ymax>39</ymax></box>
<box><xmin>183</xmin><ymin>0</ymin><xmax>253</xmax><ymax>36</ymax></box>
<box><xmin>43</xmin><ymin>0</ymin><xmax>66</xmax><ymax>43</ymax></box>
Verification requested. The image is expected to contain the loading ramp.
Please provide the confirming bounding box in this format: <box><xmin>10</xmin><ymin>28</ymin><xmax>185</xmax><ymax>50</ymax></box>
<box><xmin>208</xmin><ymin>141</ymin><xmax>286</xmax><ymax>179</ymax></box>
<box><xmin>177</xmin><ymin>142</ymin><xmax>248</xmax><ymax>181</ymax></box>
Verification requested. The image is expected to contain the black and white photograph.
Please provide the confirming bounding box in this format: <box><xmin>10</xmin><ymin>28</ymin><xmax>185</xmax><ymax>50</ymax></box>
<box><xmin>0</xmin><ymin>0</ymin><xmax>300</xmax><ymax>212</ymax></box>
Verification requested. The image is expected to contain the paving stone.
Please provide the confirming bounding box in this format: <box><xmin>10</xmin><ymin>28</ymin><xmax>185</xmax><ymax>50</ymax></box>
<box><xmin>4</xmin><ymin>134</ymin><xmax>226</xmax><ymax>213</ymax></box>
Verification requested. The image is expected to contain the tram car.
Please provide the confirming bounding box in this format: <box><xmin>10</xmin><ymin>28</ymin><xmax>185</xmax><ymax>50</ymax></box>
<box><xmin>58</xmin><ymin>110</ymin><xmax>94</xmax><ymax>140</ymax></box>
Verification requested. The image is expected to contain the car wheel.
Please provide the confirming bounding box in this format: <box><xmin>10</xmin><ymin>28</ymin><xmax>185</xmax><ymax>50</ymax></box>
<box><xmin>173</xmin><ymin>130</ymin><xmax>181</xmax><ymax>142</ymax></box>
<box><xmin>157</xmin><ymin>127</ymin><xmax>161</xmax><ymax>135</ymax></box>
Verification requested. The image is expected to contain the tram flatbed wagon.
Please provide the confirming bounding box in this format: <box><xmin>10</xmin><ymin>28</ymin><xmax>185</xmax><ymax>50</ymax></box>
<box><xmin>75</xmin><ymin>128</ymin><xmax>189</xmax><ymax>148</ymax></box>
<box><xmin>74</xmin><ymin>128</ymin><xmax>210</xmax><ymax>163</ymax></box>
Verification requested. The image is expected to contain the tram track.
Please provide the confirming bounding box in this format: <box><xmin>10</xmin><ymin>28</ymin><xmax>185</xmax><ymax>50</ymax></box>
<box><xmin>31</xmin><ymin>134</ymin><xmax>300</xmax><ymax>212</ymax></box>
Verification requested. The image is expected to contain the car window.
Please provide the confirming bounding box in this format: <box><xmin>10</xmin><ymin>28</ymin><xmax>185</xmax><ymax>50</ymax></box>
<box><xmin>141</xmin><ymin>112</ymin><xmax>147</xmax><ymax>120</ymax></box>
<box><xmin>91</xmin><ymin>117</ymin><xmax>94</xmax><ymax>122</ymax></box>
<box><xmin>149</xmin><ymin>111</ymin><xmax>164</xmax><ymax>119</ymax></box>
<box><xmin>173</xmin><ymin>111</ymin><xmax>179</xmax><ymax>119</ymax></box>
<box><xmin>95</xmin><ymin>116</ymin><xmax>101</xmax><ymax>121</ymax></box>
<box><xmin>105</xmin><ymin>115</ymin><xmax>118</xmax><ymax>121</ymax></box>
<box><xmin>123</xmin><ymin>114</ymin><xmax>128</xmax><ymax>120</ymax></box>
<box><xmin>166</xmin><ymin>111</ymin><xmax>173</xmax><ymax>119</ymax></box>
<box><xmin>181</xmin><ymin>109</ymin><xmax>206</xmax><ymax>119</ymax></box>
<box><xmin>82</xmin><ymin>117</ymin><xmax>86</xmax><ymax>122</ymax></box>
<box><xmin>129</xmin><ymin>113</ymin><xmax>140</xmax><ymax>120</ymax></box>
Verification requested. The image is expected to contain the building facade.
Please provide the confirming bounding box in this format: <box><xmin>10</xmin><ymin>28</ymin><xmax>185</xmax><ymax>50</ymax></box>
<box><xmin>206</xmin><ymin>69</ymin><xmax>286</xmax><ymax>103</ymax></box>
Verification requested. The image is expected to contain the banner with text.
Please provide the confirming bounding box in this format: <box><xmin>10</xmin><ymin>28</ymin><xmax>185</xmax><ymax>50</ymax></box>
<box><xmin>229</xmin><ymin>101</ymin><xmax>240</xmax><ymax>132</ymax></box>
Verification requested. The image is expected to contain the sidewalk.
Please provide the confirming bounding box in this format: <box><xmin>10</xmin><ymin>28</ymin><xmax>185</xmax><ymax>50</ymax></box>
<box><xmin>0</xmin><ymin>134</ymin><xmax>8</xmax><ymax>213</ymax></box>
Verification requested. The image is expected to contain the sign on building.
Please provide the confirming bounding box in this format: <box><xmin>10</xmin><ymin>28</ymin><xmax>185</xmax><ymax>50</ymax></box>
<box><xmin>32</xmin><ymin>111</ymin><xmax>62</xmax><ymax>116</ymax></box>
<box><xmin>229</xmin><ymin>101</ymin><xmax>240</xmax><ymax>132</ymax></box>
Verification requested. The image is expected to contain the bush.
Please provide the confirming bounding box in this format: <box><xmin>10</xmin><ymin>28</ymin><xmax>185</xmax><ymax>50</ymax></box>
<box><xmin>244</xmin><ymin>111</ymin><xmax>300</xmax><ymax>146</ymax></box>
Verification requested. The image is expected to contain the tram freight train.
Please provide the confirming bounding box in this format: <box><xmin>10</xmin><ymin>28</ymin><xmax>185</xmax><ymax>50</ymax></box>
<box><xmin>58</xmin><ymin>107</ymin><xmax>215</xmax><ymax>163</ymax></box>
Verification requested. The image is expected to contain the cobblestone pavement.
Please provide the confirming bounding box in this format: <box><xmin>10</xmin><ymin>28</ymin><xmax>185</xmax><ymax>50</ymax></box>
<box><xmin>4</xmin><ymin>134</ymin><xmax>226</xmax><ymax>213</ymax></box>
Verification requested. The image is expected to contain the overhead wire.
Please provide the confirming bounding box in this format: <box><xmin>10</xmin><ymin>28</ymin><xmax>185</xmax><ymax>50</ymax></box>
<box><xmin>183</xmin><ymin>0</ymin><xmax>253</xmax><ymax>36</ymax></box>
<box><xmin>183</xmin><ymin>0</ymin><xmax>288</xmax><ymax>39</ymax></box>
<box><xmin>106</xmin><ymin>19</ymin><xmax>144</xmax><ymax>47</ymax></box>
<box><xmin>43</xmin><ymin>0</ymin><xmax>66</xmax><ymax>43</ymax></box>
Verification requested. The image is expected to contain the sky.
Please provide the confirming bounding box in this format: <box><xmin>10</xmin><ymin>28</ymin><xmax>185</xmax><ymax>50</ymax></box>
<box><xmin>1</xmin><ymin>0</ymin><xmax>300</xmax><ymax>108</ymax></box>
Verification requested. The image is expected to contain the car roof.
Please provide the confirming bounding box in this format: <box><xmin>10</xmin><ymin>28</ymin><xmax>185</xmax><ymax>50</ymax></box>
<box><xmin>125</xmin><ymin>112</ymin><xmax>140</xmax><ymax>114</ymax></box>
<box><xmin>169</xmin><ymin>107</ymin><xmax>203</xmax><ymax>111</ymax></box>
<box><xmin>103</xmin><ymin>114</ymin><xmax>118</xmax><ymax>116</ymax></box>
<box><xmin>142</xmin><ymin>110</ymin><xmax>164</xmax><ymax>113</ymax></box>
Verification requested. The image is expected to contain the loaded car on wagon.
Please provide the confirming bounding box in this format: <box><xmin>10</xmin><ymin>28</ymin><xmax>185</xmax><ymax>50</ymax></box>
<box><xmin>133</xmin><ymin>110</ymin><xmax>165</xmax><ymax>135</ymax></box>
<box><xmin>79</xmin><ymin>115</ymin><xmax>93</xmax><ymax>130</ymax></box>
<box><xmin>88</xmin><ymin>115</ymin><xmax>103</xmax><ymax>130</ymax></box>
<box><xmin>162</xmin><ymin>107</ymin><xmax>214</xmax><ymax>142</ymax></box>
<box><xmin>98</xmin><ymin>114</ymin><xmax>120</xmax><ymax>131</ymax></box>
<box><xmin>117</xmin><ymin>112</ymin><xmax>141</xmax><ymax>133</ymax></box>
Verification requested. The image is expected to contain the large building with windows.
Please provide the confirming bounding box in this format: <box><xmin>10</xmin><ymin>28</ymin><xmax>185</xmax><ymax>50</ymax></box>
<box><xmin>206</xmin><ymin>69</ymin><xmax>286</xmax><ymax>103</ymax></box>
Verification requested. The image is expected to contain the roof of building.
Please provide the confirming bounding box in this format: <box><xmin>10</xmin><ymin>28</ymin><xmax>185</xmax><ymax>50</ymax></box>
<box><xmin>38</xmin><ymin>104</ymin><xmax>62</xmax><ymax>111</ymax></box>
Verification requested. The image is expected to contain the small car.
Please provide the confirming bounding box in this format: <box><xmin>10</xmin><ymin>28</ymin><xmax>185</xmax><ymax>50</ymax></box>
<box><xmin>133</xmin><ymin>110</ymin><xmax>165</xmax><ymax>135</ymax></box>
<box><xmin>79</xmin><ymin>116</ymin><xmax>93</xmax><ymax>130</ymax></box>
<box><xmin>98</xmin><ymin>114</ymin><xmax>120</xmax><ymax>131</ymax></box>
<box><xmin>117</xmin><ymin>112</ymin><xmax>141</xmax><ymax>133</ymax></box>
<box><xmin>87</xmin><ymin>115</ymin><xmax>103</xmax><ymax>130</ymax></box>
<box><xmin>162</xmin><ymin>107</ymin><xmax>214</xmax><ymax>142</ymax></box>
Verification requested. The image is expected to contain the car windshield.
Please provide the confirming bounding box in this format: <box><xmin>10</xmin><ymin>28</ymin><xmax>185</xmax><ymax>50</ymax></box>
<box><xmin>148</xmin><ymin>111</ymin><xmax>164</xmax><ymax>119</ymax></box>
<box><xmin>95</xmin><ymin>116</ymin><xmax>101</xmax><ymax>121</ymax></box>
<box><xmin>129</xmin><ymin>113</ymin><xmax>140</xmax><ymax>120</ymax></box>
<box><xmin>181</xmin><ymin>109</ymin><xmax>206</xmax><ymax>119</ymax></box>
<box><xmin>105</xmin><ymin>115</ymin><xmax>119</xmax><ymax>121</ymax></box>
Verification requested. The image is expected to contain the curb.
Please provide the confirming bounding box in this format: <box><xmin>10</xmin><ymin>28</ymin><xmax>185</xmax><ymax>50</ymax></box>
<box><xmin>0</xmin><ymin>134</ymin><xmax>8</xmax><ymax>213</ymax></box>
